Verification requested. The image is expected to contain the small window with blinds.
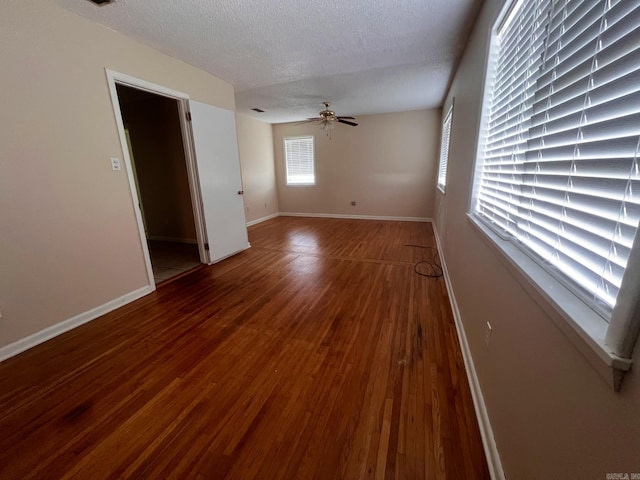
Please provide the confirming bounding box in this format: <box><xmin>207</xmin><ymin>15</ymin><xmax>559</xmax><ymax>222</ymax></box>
<box><xmin>284</xmin><ymin>136</ymin><xmax>315</xmax><ymax>185</ymax></box>
<box><xmin>474</xmin><ymin>0</ymin><xmax>640</xmax><ymax>322</ymax></box>
<box><xmin>438</xmin><ymin>106</ymin><xmax>453</xmax><ymax>193</ymax></box>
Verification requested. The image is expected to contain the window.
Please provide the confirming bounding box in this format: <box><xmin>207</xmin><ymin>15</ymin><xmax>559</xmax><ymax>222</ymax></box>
<box><xmin>284</xmin><ymin>136</ymin><xmax>315</xmax><ymax>185</ymax></box>
<box><xmin>438</xmin><ymin>106</ymin><xmax>453</xmax><ymax>193</ymax></box>
<box><xmin>472</xmin><ymin>0</ymin><xmax>640</xmax><ymax>372</ymax></box>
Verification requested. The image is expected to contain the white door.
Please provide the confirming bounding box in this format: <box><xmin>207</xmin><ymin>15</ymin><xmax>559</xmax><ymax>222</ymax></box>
<box><xmin>189</xmin><ymin>100</ymin><xmax>249</xmax><ymax>264</ymax></box>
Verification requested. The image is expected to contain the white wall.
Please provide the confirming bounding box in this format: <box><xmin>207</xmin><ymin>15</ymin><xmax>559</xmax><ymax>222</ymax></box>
<box><xmin>436</xmin><ymin>0</ymin><xmax>640</xmax><ymax>477</ymax></box>
<box><xmin>236</xmin><ymin>114</ymin><xmax>279</xmax><ymax>223</ymax></box>
<box><xmin>0</xmin><ymin>1</ymin><xmax>234</xmax><ymax>349</ymax></box>
<box><xmin>273</xmin><ymin>110</ymin><xmax>440</xmax><ymax>219</ymax></box>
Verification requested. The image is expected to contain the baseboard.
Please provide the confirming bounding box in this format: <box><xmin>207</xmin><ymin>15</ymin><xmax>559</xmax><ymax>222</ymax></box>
<box><xmin>147</xmin><ymin>236</ymin><xmax>198</xmax><ymax>244</ymax></box>
<box><xmin>0</xmin><ymin>285</ymin><xmax>154</xmax><ymax>363</ymax></box>
<box><xmin>431</xmin><ymin>222</ymin><xmax>506</xmax><ymax>480</ymax></box>
<box><xmin>246</xmin><ymin>212</ymin><xmax>280</xmax><ymax>227</ymax></box>
<box><xmin>279</xmin><ymin>212</ymin><xmax>431</xmax><ymax>222</ymax></box>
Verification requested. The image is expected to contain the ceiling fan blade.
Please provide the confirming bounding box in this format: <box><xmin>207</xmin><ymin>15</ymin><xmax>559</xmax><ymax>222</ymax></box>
<box><xmin>338</xmin><ymin>119</ymin><xmax>358</xmax><ymax>127</ymax></box>
<box><xmin>294</xmin><ymin>119</ymin><xmax>320</xmax><ymax>126</ymax></box>
<box><xmin>337</xmin><ymin>116</ymin><xmax>355</xmax><ymax>120</ymax></box>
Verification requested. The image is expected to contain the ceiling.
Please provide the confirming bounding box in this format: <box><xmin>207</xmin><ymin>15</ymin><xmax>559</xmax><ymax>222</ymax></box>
<box><xmin>56</xmin><ymin>0</ymin><xmax>483</xmax><ymax>123</ymax></box>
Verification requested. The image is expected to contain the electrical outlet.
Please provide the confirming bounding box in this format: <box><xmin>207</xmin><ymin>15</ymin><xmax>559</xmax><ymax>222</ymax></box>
<box><xmin>110</xmin><ymin>157</ymin><xmax>121</xmax><ymax>171</ymax></box>
<box><xmin>485</xmin><ymin>321</ymin><xmax>492</xmax><ymax>346</ymax></box>
<box><xmin>351</xmin><ymin>201</ymin><xmax>356</xmax><ymax>206</ymax></box>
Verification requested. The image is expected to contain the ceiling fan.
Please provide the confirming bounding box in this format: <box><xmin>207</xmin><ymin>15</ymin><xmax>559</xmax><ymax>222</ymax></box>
<box><xmin>296</xmin><ymin>102</ymin><xmax>358</xmax><ymax>137</ymax></box>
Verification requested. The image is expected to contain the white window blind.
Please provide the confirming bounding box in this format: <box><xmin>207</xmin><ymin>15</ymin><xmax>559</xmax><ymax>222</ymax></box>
<box><xmin>285</xmin><ymin>136</ymin><xmax>315</xmax><ymax>185</ymax></box>
<box><xmin>476</xmin><ymin>0</ymin><xmax>640</xmax><ymax>319</ymax></box>
<box><xmin>438</xmin><ymin>107</ymin><xmax>453</xmax><ymax>192</ymax></box>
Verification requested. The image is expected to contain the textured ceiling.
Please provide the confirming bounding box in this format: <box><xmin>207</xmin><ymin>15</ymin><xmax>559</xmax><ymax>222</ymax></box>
<box><xmin>56</xmin><ymin>0</ymin><xmax>482</xmax><ymax>123</ymax></box>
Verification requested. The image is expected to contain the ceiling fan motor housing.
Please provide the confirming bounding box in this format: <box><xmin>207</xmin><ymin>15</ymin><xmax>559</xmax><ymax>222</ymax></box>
<box><xmin>320</xmin><ymin>109</ymin><xmax>336</xmax><ymax>120</ymax></box>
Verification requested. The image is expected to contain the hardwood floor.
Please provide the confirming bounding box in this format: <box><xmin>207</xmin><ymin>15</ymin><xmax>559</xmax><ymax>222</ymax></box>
<box><xmin>0</xmin><ymin>217</ymin><xmax>489</xmax><ymax>479</ymax></box>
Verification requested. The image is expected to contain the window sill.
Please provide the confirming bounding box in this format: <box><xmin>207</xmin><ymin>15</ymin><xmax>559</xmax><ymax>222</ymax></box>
<box><xmin>466</xmin><ymin>213</ymin><xmax>632</xmax><ymax>390</ymax></box>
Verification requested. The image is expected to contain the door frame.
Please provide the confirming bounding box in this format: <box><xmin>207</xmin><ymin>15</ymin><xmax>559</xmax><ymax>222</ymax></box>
<box><xmin>105</xmin><ymin>69</ymin><xmax>210</xmax><ymax>288</ymax></box>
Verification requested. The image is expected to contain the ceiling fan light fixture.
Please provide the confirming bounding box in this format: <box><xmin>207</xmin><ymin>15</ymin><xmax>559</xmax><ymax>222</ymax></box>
<box><xmin>320</xmin><ymin>118</ymin><xmax>335</xmax><ymax>138</ymax></box>
<box><xmin>295</xmin><ymin>101</ymin><xmax>357</xmax><ymax>138</ymax></box>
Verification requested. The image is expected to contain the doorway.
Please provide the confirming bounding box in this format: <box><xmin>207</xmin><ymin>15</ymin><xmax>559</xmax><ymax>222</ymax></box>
<box><xmin>115</xmin><ymin>84</ymin><xmax>202</xmax><ymax>284</ymax></box>
<box><xmin>107</xmin><ymin>69</ymin><xmax>250</xmax><ymax>289</ymax></box>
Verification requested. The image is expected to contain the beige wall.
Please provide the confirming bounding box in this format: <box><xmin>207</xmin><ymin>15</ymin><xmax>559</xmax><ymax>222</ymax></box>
<box><xmin>273</xmin><ymin>110</ymin><xmax>439</xmax><ymax>219</ymax></box>
<box><xmin>436</xmin><ymin>0</ymin><xmax>640</xmax><ymax>477</ymax></box>
<box><xmin>0</xmin><ymin>1</ymin><xmax>234</xmax><ymax>348</ymax></box>
<box><xmin>235</xmin><ymin>114</ymin><xmax>279</xmax><ymax>223</ymax></box>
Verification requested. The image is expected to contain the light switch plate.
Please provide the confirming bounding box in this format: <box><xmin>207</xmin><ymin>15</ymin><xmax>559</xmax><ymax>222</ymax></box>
<box><xmin>111</xmin><ymin>157</ymin><xmax>121</xmax><ymax>171</ymax></box>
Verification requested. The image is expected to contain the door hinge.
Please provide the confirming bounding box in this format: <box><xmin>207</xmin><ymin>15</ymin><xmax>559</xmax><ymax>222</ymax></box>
<box><xmin>186</xmin><ymin>111</ymin><xmax>192</xmax><ymax>122</ymax></box>
<box><xmin>204</xmin><ymin>243</ymin><xmax>209</xmax><ymax>251</ymax></box>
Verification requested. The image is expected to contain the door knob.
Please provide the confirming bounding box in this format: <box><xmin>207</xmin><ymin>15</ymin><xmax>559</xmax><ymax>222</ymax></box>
<box><xmin>238</xmin><ymin>190</ymin><xmax>244</xmax><ymax>195</ymax></box>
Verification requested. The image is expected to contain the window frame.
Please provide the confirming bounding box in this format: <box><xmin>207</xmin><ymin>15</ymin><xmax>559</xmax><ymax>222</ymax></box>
<box><xmin>437</xmin><ymin>104</ymin><xmax>454</xmax><ymax>194</ymax></box>
<box><xmin>284</xmin><ymin>135</ymin><xmax>316</xmax><ymax>186</ymax></box>
<box><xmin>468</xmin><ymin>0</ymin><xmax>640</xmax><ymax>390</ymax></box>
